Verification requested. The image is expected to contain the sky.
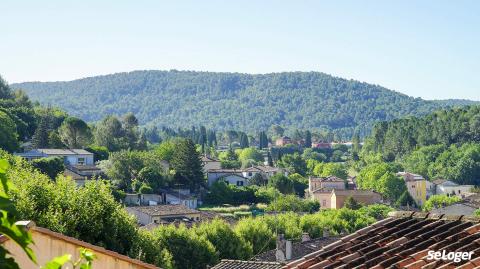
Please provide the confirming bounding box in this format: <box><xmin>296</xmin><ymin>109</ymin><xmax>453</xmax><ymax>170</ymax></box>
<box><xmin>1</xmin><ymin>0</ymin><xmax>479</xmax><ymax>100</ymax></box>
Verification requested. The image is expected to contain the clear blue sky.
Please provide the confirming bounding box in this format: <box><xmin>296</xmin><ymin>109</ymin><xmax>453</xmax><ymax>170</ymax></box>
<box><xmin>1</xmin><ymin>0</ymin><xmax>479</xmax><ymax>100</ymax></box>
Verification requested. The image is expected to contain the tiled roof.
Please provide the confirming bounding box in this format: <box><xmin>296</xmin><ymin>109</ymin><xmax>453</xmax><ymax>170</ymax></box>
<box><xmin>332</xmin><ymin>189</ymin><xmax>381</xmax><ymax>197</ymax></box>
<box><xmin>127</xmin><ymin>204</ymin><xmax>199</xmax><ymax>216</ymax></box>
<box><xmin>254</xmin><ymin>237</ymin><xmax>340</xmax><ymax>262</ymax></box>
<box><xmin>39</xmin><ymin>149</ymin><xmax>93</xmax><ymax>155</ymax></box>
<box><xmin>212</xmin><ymin>260</ymin><xmax>282</xmax><ymax>269</ymax></box>
<box><xmin>310</xmin><ymin>176</ymin><xmax>345</xmax><ymax>183</ymax></box>
<box><xmin>201</xmin><ymin>155</ymin><xmax>219</xmax><ymax>162</ymax></box>
<box><xmin>284</xmin><ymin>211</ymin><xmax>480</xmax><ymax>269</ymax></box>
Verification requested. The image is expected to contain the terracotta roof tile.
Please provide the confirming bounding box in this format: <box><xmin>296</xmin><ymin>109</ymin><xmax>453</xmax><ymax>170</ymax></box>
<box><xmin>283</xmin><ymin>211</ymin><xmax>480</xmax><ymax>269</ymax></box>
<box><xmin>211</xmin><ymin>260</ymin><xmax>282</xmax><ymax>269</ymax></box>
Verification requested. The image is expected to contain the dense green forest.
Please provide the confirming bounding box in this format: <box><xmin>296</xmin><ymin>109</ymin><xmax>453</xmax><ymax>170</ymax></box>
<box><xmin>12</xmin><ymin>70</ymin><xmax>478</xmax><ymax>138</ymax></box>
<box><xmin>360</xmin><ymin>105</ymin><xmax>480</xmax><ymax>185</ymax></box>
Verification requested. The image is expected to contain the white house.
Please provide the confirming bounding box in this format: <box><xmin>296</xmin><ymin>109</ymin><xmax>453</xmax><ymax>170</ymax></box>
<box><xmin>15</xmin><ymin>149</ymin><xmax>94</xmax><ymax>166</ymax></box>
<box><xmin>433</xmin><ymin>179</ymin><xmax>473</xmax><ymax>197</ymax></box>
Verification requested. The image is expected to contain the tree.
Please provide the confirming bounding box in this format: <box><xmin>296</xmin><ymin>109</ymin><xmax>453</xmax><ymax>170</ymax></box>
<box><xmin>94</xmin><ymin>116</ymin><xmax>125</xmax><ymax>151</ymax></box>
<box><xmin>344</xmin><ymin>197</ymin><xmax>361</xmax><ymax>210</ymax></box>
<box><xmin>59</xmin><ymin>117</ymin><xmax>91</xmax><ymax>148</ymax></box>
<box><xmin>171</xmin><ymin>139</ymin><xmax>204</xmax><ymax>190</ymax></box>
<box><xmin>267</xmin><ymin>151</ymin><xmax>273</xmax><ymax>166</ymax></box>
<box><xmin>305</xmin><ymin>130</ymin><xmax>312</xmax><ymax>148</ymax></box>
<box><xmin>0</xmin><ymin>111</ymin><xmax>19</xmax><ymax>152</ymax></box>
<box><xmin>268</xmin><ymin>174</ymin><xmax>294</xmax><ymax>194</ymax></box>
<box><xmin>85</xmin><ymin>146</ymin><xmax>109</xmax><ymax>161</ymax></box>
<box><xmin>195</xmin><ymin>219</ymin><xmax>252</xmax><ymax>260</ymax></box>
<box><xmin>395</xmin><ymin>191</ymin><xmax>417</xmax><ymax>207</ymax></box>
<box><xmin>0</xmin><ymin>76</ymin><xmax>14</xmax><ymax>99</ymax></box>
<box><xmin>239</xmin><ymin>133</ymin><xmax>249</xmax><ymax>149</ymax></box>
<box><xmin>258</xmin><ymin>131</ymin><xmax>268</xmax><ymax>149</ymax></box>
<box><xmin>152</xmin><ymin>224</ymin><xmax>217</xmax><ymax>269</ymax></box>
<box><xmin>313</xmin><ymin>162</ymin><xmax>348</xmax><ymax>179</ymax></box>
<box><xmin>270</xmin><ymin>125</ymin><xmax>285</xmax><ymax>138</ymax></box>
<box><xmin>31</xmin><ymin>157</ymin><xmax>65</xmax><ymax>180</ymax></box>
<box><xmin>277</xmin><ymin>153</ymin><xmax>307</xmax><ymax>176</ymax></box>
<box><xmin>31</xmin><ymin>117</ymin><xmax>50</xmax><ymax>148</ymax></box>
<box><xmin>234</xmin><ymin>217</ymin><xmax>274</xmax><ymax>255</ymax></box>
<box><xmin>356</xmin><ymin>162</ymin><xmax>405</xmax><ymax>201</ymax></box>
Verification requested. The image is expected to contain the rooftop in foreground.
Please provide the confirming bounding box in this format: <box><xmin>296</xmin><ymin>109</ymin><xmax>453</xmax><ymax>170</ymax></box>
<box><xmin>284</xmin><ymin>211</ymin><xmax>480</xmax><ymax>269</ymax></box>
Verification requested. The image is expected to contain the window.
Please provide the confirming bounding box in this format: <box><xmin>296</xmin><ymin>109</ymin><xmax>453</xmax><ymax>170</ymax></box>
<box><xmin>236</xmin><ymin>181</ymin><xmax>244</xmax><ymax>186</ymax></box>
<box><xmin>77</xmin><ymin>157</ymin><xmax>85</xmax><ymax>165</ymax></box>
<box><xmin>322</xmin><ymin>200</ymin><xmax>326</xmax><ymax>206</ymax></box>
<box><xmin>248</xmin><ymin>172</ymin><xmax>252</xmax><ymax>176</ymax></box>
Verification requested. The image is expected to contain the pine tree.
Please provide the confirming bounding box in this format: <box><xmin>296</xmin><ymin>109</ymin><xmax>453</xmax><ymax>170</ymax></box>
<box><xmin>171</xmin><ymin>139</ymin><xmax>204</xmax><ymax>190</ymax></box>
<box><xmin>267</xmin><ymin>151</ymin><xmax>274</xmax><ymax>167</ymax></box>
<box><xmin>32</xmin><ymin>118</ymin><xmax>50</xmax><ymax>148</ymax></box>
<box><xmin>239</xmin><ymin>133</ymin><xmax>249</xmax><ymax>148</ymax></box>
<box><xmin>305</xmin><ymin>130</ymin><xmax>312</xmax><ymax>148</ymax></box>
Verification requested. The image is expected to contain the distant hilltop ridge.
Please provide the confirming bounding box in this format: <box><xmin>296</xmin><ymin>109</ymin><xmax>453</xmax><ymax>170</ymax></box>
<box><xmin>12</xmin><ymin>70</ymin><xmax>479</xmax><ymax>138</ymax></box>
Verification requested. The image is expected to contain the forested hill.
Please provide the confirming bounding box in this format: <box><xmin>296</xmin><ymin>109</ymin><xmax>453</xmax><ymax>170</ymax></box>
<box><xmin>12</xmin><ymin>70</ymin><xmax>478</xmax><ymax>137</ymax></box>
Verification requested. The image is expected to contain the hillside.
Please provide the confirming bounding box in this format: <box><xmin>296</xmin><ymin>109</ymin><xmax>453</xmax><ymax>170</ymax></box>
<box><xmin>12</xmin><ymin>70</ymin><xmax>478</xmax><ymax>137</ymax></box>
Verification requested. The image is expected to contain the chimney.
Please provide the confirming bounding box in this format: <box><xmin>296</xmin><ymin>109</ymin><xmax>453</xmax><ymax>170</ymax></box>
<box><xmin>302</xmin><ymin>232</ymin><xmax>311</xmax><ymax>242</ymax></box>
<box><xmin>275</xmin><ymin>234</ymin><xmax>286</xmax><ymax>262</ymax></box>
<box><xmin>286</xmin><ymin>240</ymin><xmax>292</xmax><ymax>260</ymax></box>
<box><xmin>323</xmin><ymin>228</ymin><xmax>330</xmax><ymax>238</ymax></box>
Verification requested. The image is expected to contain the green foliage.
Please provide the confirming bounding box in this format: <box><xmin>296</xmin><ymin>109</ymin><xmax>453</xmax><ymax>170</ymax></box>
<box><xmin>0</xmin><ymin>158</ymin><xmax>36</xmax><ymax>268</ymax></box>
<box><xmin>312</xmin><ymin>162</ymin><xmax>348</xmax><ymax>179</ymax></box>
<box><xmin>234</xmin><ymin>217</ymin><xmax>275</xmax><ymax>255</ymax></box>
<box><xmin>356</xmin><ymin>162</ymin><xmax>405</xmax><ymax>201</ymax></box>
<box><xmin>343</xmin><ymin>197</ymin><xmax>361</xmax><ymax>210</ymax></box>
<box><xmin>237</xmin><ymin>147</ymin><xmax>263</xmax><ymax>164</ymax></box>
<box><xmin>204</xmin><ymin>181</ymin><xmax>256</xmax><ymax>205</ymax></box>
<box><xmin>15</xmin><ymin>71</ymin><xmax>473</xmax><ymax>138</ymax></box>
<box><xmin>42</xmin><ymin>248</ymin><xmax>96</xmax><ymax>269</ymax></box>
<box><xmin>268</xmin><ymin>174</ymin><xmax>295</xmax><ymax>194</ymax></box>
<box><xmin>195</xmin><ymin>218</ymin><xmax>253</xmax><ymax>260</ymax></box>
<box><xmin>423</xmin><ymin>194</ymin><xmax>461</xmax><ymax>211</ymax></box>
<box><xmin>266</xmin><ymin>194</ymin><xmax>319</xmax><ymax>213</ymax></box>
<box><xmin>0</xmin><ymin>111</ymin><xmax>19</xmax><ymax>152</ymax></box>
<box><xmin>85</xmin><ymin>145</ymin><xmax>109</xmax><ymax>161</ymax></box>
<box><xmin>277</xmin><ymin>153</ymin><xmax>307</xmax><ymax>176</ymax></box>
<box><xmin>395</xmin><ymin>191</ymin><xmax>417</xmax><ymax>207</ymax></box>
<box><xmin>152</xmin><ymin>224</ymin><xmax>217</xmax><ymax>269</ymax></box>
<box><xmin>365</xmin><ymin>106</ymin><xmax>480</xmax><ymax>160</ymax></box>
<box><xmin>170</xmin><ymin>139</ymin><xmax>204</xmax><ymax>190</ymax></box>
<box><xmin>58</xmin><ymin>117</ymin><xmax>92</xmax><ymax>148</ymax></box>
<box><xmin>31</xmin><ymin>157</ymin><xmax>65</xmax><ymax>180</ymax></box>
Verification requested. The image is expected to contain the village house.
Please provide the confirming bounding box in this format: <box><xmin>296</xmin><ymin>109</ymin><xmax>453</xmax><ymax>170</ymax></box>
<box><xmin>126</xmin><ymin>204</ymin><xmax>201</xmax><ymax>226</ymax></box>
<box><xmin>275</xmin><ymin>136</ymin><xmax>292</xmax><ymax>146</ymax></box>
<box><xmin>206</xmin><ymin>168</ymin><xmax>249</xmax><ymax>187</ymax></box>
<box><xmin>308</xmin><ymin>176</ymin><xmax>346</xmax><ymax>193</ymax></box>
<box><xmin>1</xmin><ymin>221</ymin><xmax>159</xmax><ymax>269</ymax></box>
<box><xmin>397</xmin><ymin>171</ymin><xmax>430</xmax><ymax>206</ymax></box>
<box><xmin>310</xmin><ymin>188</ymin><xmax>382</xmax><ymax>209</ymax></box>
<box><xmin>432</xmin><ymin>179</ymin><xmax>473</xmax><ymax>197</ymax></box>
<box><xmin>15</xmin><ymin>148</ymin><xmax>94</xmax><ymax>165</ymax></box>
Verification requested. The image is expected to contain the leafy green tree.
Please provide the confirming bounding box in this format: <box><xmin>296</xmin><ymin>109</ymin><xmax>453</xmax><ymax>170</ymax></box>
<box><xmin>94</xmin><ymin>116</ymin><xmax>126</xmax><ymax>151</ymax></box>
<box><xmin>0</xmin><ymin>111</ymin><xmax>19</xmax><ymax>152</ymax></box>
<box><xmin>195</xmin><ymin>219</ymin><xmax>252</xmax><ymax>260</ymax></box>
<box><xmin>59</xmin><ymin>117</ymin><xmax>91</xmax><ymax>148</ymax></box>
<box><xmin>238</xmin><ymin>147</ymin><xmax>263</xmax><ymax>164</ymax></box>
<box><xmin>277</xmin><ymin>153</ymin><xmax>307</xmax><ymax>176</ymax></box>
<box><xmin>234</xmin><ymin>217</ymin><xmax>275</xmax><ymax>255</ymax></box>
<box><xmin>268</xmin><ymin>174</ymin><xmax>294</xmax><ymax>194</ymax></box>
<box><xmin>85</xmin><ymin>146</ymin><xmax>109</xmax><ymax>161</ymax></box>
<box><xmin>171</xmin><ymin>139</ymin><xmax>204</xmax><ymax>190</ymax></box>
<box><xmin>31</xmin><ymin>157</ymin><xmax>65</xmax><ymax>180</ymax></box>
<box><xmin>266</xmin><ymin>194</ymin><xmax>319</xmax><ymax>213</ymax></box>
<box><xmin>152</xmin><ymin>224</ymin><xmax>217</xmax><ymax>269</ymax></box>
<box><xmin>313</xmin><ymin>162</ymin><xmax>348</xmax><ymax>179</ymax></box>
<box><xmin>0</xmin><ymin>76</ymin><xmax>14</xmax><ymax>99</ymax></box>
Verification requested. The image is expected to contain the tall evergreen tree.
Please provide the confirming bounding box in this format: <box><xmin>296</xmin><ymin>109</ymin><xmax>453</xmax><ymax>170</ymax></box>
<box><xmin>239</xmin><ymin>133</ymin><xmax>249</xmax><ymax>149</ymax></box>
<box><xmin>32</xmin><ymin>118</ymin><xmax>50</xmax><ymax>148</ymax></box>
<box><xmin>171</xmin><ymin>139</ymin><xmax>204</xmax><ymax>190</ymax></box>
<box><xmin>267</xmin><ymin>151</ymin><xmax>274</xmax><ymax>167</ymax></box>
<box><xmin>305</xmin><ymin>130</ymin><xmax>312</xmax><ymax>148</ymax></box>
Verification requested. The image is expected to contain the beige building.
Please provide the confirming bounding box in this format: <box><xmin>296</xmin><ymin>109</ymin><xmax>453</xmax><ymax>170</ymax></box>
<box><xmin>1</xmin><ymin>221</ymin><xmax>159</xmax><ymax>269</ymax></box>
<box><xmin>308</xmin><ymin>176</ymin><xmax>346</xmax><ymax>192</ymax></box>
<box><xmin>311</xmin><ymin>189</ymin><xmax>382</xmax><ymax>209</ymax></box>
<box><xmin>397</xmin><ymin>172</ymin><xmax>428</xmax><ymax>206</ymax></box>
<box><xmin>126</xmin><ymin>204</ymin><xmax>201</xmax><ymax>225</ymax></box>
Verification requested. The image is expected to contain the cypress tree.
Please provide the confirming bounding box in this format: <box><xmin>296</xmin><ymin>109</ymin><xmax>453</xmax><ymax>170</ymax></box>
<box><xmin>305</xmin><ymin>130</ymin><xmax>312</xmax><ymax>148</ymax></box>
